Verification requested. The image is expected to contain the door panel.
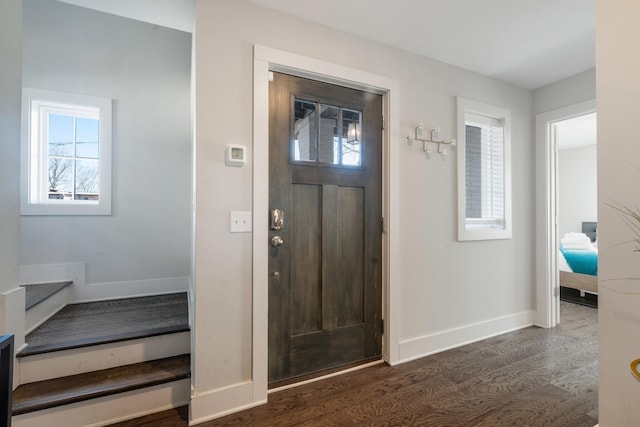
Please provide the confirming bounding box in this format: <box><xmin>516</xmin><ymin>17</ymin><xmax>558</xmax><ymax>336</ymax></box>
<box><xmin>268</xmin><ymin>72</ymin><xmax>382</xmax><ymax>383</ymax></box>
<box><xmin>336</xmin><ymin>186</ymin><xmax>365</xmax><ymax>327</ymax></box>
<box><xmin>290</xmin><ymin>184</ymin><xmax>322</xmax><ymax>336</ymax></box>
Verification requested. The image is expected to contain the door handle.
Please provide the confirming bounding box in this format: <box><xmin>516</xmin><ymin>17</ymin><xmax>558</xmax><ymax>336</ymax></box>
<box><xmin>271</xmin><ymin>209</ymin><xmax>284</xmax><ymax>230</ymax></box>
<box><xmin>271</xmin><ymin>236</ymin><xmax>284</xmax><ymax>247</ymax></box>
<box><xmin>632</xmin><ymin>358</ymin><xmax>640</xmax><ymax>382</ymax></box>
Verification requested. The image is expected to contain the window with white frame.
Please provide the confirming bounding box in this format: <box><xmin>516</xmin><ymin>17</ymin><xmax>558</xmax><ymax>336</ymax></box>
<box><xmin>457</xmin><ymin>97</ymin><xmax>511</xmax><ymax>241</ymax></box>
<box><xmin>21</xmin><ymin>88</ymin><xmax>112</xmax><ymax>215</ymax></box>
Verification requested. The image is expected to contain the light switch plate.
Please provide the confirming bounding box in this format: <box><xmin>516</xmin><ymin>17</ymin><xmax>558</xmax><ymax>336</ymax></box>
<box><xmin>230</xmin><ymin>211</ymin><xmax>251</xmax><ymax>233</ymax></box>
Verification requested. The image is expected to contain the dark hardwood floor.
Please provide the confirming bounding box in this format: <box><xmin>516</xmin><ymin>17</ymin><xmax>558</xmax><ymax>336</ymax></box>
<box><xmin>12</xmin><ymin>355</ymin><xmax>190</xmax><ymax>416</ymax></box>
<box><xmin>109</xmin><ymin>301</ymin><xmax>598</xmax><ymax>427</ymax></box>
<box><xmin>20</xmin><ymin>293</ymin><xmax>189</xmax><ymax>356</ymax></box>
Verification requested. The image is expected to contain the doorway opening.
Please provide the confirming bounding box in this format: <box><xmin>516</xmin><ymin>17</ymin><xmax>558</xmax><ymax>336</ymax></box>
<box><xmin>535</xmin><ymin>100</ymin><xmax>596</xmax><ymax>328</ymax></box>
<box><xmin>555</xmin><ymin>113</ymin><xmax>598</xmax><ymax>311</ymax></box>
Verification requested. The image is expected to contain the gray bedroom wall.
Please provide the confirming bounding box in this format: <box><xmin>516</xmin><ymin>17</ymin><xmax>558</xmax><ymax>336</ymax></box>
<box><xmin>558</xmin><ymin>144</ymin><xmax>598</xmax><ymax>238</ymax></box>
<box><xmin>20</xmin><ymin>0</ymin><xmax>192</xmax><ymax>285</ymax></box>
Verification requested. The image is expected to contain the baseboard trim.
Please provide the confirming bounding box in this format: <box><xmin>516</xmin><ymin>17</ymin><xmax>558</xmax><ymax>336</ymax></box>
<box><xmin>20</xmin><ymin>263</ymin><xmax>85</xmax><ymax>287</ymax></box>
<box><xmin>189</xmin><ymin>381</ymin><xmax>266</xmax><ymax>425</ymax></box>
<box><xmin>19</xmin><ymin>263</ymin><xmax>189</xmax><ymax>303</ymax></box>
<box><xmin>71</xmin><ymin>276</ymin><xmax>190</xmax><ymax>303</ymax></box>
<box><xmin>397</xmin><ymin>310</ymin><xmax>535</xmax><ymax>365</ymax></box>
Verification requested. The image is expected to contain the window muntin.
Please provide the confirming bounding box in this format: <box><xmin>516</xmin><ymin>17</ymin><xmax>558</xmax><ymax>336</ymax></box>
<box><xmin>292</xmin><ymin>98</ymin><xmax>362</xmax><ymax>167</ymax></box>
<box><xmin>341</xmin><ymin>108</ymin><xmax>362</xmax><ymax>166</ymax></box>
<box><xmin>457</xmin><ymin>97</ymin><xmax>511</xmax><ymax>241</ymax></box>
<box><xmin>21</xmin><ymin>88</ymin><xmax>112</xmax><ymax>215</ymax></box>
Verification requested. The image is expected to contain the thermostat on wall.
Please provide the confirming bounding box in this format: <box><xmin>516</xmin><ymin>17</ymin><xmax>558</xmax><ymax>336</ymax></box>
<box><xmin>226</xmin><ymin>144</ymin><xmax>246</xmax><ymax>166</ymax></box>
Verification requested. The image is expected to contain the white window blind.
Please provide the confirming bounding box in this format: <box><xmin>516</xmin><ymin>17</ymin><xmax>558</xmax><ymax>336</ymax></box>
<box><xmin>465</xmin><ymin>113</ymin><xmax>505</xmax><ymax>229</ymax></box>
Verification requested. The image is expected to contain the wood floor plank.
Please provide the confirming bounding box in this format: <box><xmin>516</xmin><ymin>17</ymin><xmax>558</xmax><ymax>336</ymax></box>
<box><xmin>107</xmin><ymin>301</ymin><xmax>598</xmax><ymax>427</ymax></box>
<box><xmin>468</xmin><ymin>383</ymin><xmax>573</xmax><ymax>427</ymax></box>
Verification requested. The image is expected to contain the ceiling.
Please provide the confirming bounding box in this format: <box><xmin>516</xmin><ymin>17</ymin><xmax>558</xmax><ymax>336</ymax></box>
<box><xmin>57</xmin><ymin>0</ymin><xmax>195</xmax><ymax>33</ymax></box>
<box><xmin>245</xmin><ymin>0</ymin><xmax>595</xmax><ymax>90</ymax></box>
<box><xmin>56</xmin><ymin>0</ymin><xmax>594</xmax><ymax>90</ymax></box>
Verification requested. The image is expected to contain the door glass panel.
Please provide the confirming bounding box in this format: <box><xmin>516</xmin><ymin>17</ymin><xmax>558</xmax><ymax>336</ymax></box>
<box><xmin>318</xmin><ymin>104</ymin><xmax>339</xmax><ymax>164</ymax></box>
<box><xmin>342</xmin><ymin>109</ymin><xmax>362</xmax><ymax>166</ymax></box>
<box><xmin>293</xmin><ymin>99</ymin><xmax>317</xmax><ymax>162</ymax></box>
<box><xmin>292</xmin><ymin>99</ymin><xmax>364</xmax><ymax>168</ymax></box>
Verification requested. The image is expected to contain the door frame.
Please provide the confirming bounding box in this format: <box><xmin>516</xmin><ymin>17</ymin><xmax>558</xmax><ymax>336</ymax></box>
<box><xmin>535</xmin><ymin>99</ymin><xmax>596</xmax><ymax>328</ymax></box>
<box><xmin>252</xmin><ymin>45</ymin><xmax>400</xmax><ymax>400</ymax></box>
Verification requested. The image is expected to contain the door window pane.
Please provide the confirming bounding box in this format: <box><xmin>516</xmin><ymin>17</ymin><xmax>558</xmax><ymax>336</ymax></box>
<box><xmin>293</xmin><ymin>99</ymin><xmax>317</xmax><ymax>162</ymax></box>
<box><xmin>318</xmin><ymin>104</ymin><xmax>339</xmax><ymax>164</ymax></box>
<box><xmin>342</xmin><ymin>109</ymin><xmax>362</xmax><ymax>166</ymax></box>
<box><xmin>292</xmin><ymin>99</ymin><xmax>364</xmax><ymax>168</ymax></box>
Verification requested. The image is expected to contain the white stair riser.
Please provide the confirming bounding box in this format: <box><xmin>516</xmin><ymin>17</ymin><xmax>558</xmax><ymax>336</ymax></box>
<box><xmin>12</xmin><ymin>378</ymin><xmax>190</xmax><ymax>427</ymax></box>
<box><xmin>19</xmin><ymin>331</ymin><xmax>190</xmax><ymax>383</ymax></box>
<box><xmin>25</xmin><ymin>287</ymin><xmax>70</xmax><ymax>334</ymax></box>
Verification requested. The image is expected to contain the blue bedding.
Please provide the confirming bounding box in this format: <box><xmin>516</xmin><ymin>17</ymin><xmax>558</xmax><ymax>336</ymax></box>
<box><xmin>560</xmin><ymin>247</ymin><xmax>598</xmax><ymax>276</ymax></box>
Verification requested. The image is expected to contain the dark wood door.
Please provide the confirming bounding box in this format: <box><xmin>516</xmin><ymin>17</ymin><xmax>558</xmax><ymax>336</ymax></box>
<box><xmin>268</xmin><ymin>72</ymin><xmax>383</xmax><ymax>383</ymax></box>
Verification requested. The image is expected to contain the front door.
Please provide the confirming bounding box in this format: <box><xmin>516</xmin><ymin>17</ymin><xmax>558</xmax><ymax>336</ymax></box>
<box><xmin>268</xmin><ymin>72</ymin><xmax>383</xmax><ymax>384</ymax></box>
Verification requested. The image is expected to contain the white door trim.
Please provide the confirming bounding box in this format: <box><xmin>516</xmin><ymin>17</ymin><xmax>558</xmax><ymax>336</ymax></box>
<box><xmin>535</xmin><ymin>99</ymin><xmax>596</xmax><ymax>328</ymax></box>
<box><xmin>252</xmin><ymin>45</ymin><xmax>401</xmax><ymax>402</ymax></box>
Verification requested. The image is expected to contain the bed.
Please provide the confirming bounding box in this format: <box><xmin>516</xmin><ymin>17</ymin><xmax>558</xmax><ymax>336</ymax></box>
<box><xmin>559</xmin><ymin>222</ymin><xmax>598</xmax><ymax>294</ymax></box>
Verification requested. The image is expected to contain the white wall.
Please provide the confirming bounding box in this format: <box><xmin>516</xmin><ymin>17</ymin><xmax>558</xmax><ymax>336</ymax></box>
<box><xmin>558</xmin><ymin>145</ymin><xmax>597</xmax><ymax>238</ymax></box>
<box><xmin>533</xmin><ymin>68</ymin><xmax>596</xmax><ymax>115</ymax></box>
<box><xmin>597</xmin><ymin>1</ymin><xmax>640</xmax><ymax>425</ymax></box>
<box><xmin>20</xmin><ymin>0</ymin><xmax>192</xmax><ymax>286</ymax></box>
<box><xmin>0</xmin><ymin>0</ymin><xmax>23</xmax><ymax>343</ymax></box>
<box><xmin>193</xmin><ymin>0</ymin><xmax>534</xmax><ymax>420</ymax></box>
<box><xmin>0</xmin><ymin>0</ymin><xmax>22</xmax><ymax>297</ymax></box>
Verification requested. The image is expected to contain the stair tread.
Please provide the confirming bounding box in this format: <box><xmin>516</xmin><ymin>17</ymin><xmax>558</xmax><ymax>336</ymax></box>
<box><xmin>20</xmin><ymin>293</ymin><xmax>189</xmax><ymax>357</ymax></box>
<box><xmin>12</xmin><ymin>354</ymin><xmax>190</xmax><ymax>416</ymax></box>
<box><xmin>22</xmin><ymin>281</ymin><xmax>73</xmax><ymax>310</ymax></box>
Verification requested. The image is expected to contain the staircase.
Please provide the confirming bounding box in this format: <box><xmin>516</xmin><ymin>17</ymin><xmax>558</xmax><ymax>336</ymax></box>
<box><xmin>12</xmin><ymin>284</ymin><xmax>191</xmax><ymax>427</ymax></box>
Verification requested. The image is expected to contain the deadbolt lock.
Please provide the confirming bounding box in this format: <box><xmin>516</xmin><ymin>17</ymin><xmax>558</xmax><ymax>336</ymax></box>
<box><xmin>270</xmin><ymin>208</ymin><xmax>284</xmax><ymax>230</ymax></box>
